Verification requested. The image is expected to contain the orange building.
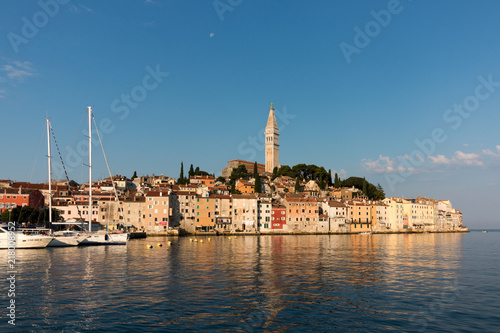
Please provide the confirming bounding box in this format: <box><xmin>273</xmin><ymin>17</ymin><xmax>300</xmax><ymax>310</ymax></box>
<box><xmin>190</xmin><ymin>175</ymin><xmax>215</xmax><ymax>187</ymax></box>
<box><xmin>347</xmin><ymin>201</ymin><xmax>372</xmax><ymax>232</ymax></box>
<box><xmin>0</xmin><ymin>189</ymin><xmax>45</xmax><ymax>214</ymax></box>
<box><xmin>283</xmin><ymin>197</ymin><xmax>319</xmax><ymax>232</ymax></box>
<box><xmin>235</xmin><ymin>180</ymin><xmax>254</xmax><ymax>194</ymax></box>
<box><xmin>195</xmin><ymin>196</ymin><xmax>216</xmax><ymax>232</ymax></box>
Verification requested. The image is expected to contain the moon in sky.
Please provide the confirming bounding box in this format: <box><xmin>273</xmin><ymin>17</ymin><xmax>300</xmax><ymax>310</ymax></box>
<box><xmin>210</xmin><ymin>33</ymin><xmax>214</xmax><ymax>37</ymax></box>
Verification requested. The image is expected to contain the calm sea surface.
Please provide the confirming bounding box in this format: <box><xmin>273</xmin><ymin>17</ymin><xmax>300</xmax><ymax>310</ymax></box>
<box><xmin>1</xmin><ymin>231</ymin><xmax>499</xmax><ymax>332</ymax></box>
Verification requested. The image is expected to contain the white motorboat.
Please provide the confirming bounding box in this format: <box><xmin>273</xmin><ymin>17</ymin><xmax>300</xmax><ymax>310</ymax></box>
<box><xmin>0</xmin><ymin>223</ymin><xmax>53</xmax><ymax>249</ymax></box>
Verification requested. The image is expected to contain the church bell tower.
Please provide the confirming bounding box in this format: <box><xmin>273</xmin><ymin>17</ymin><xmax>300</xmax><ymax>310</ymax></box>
<box><xmin>265</xmin><ymin>102</ymin><xmax>280</xmax><ymax>173</ymax></box>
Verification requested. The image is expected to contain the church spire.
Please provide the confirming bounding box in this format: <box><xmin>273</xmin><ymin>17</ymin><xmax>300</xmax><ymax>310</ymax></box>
<box><xmin>266</xmin><ymin>102</ymin><xmax>278</xmax><ymax>130</ymax></box>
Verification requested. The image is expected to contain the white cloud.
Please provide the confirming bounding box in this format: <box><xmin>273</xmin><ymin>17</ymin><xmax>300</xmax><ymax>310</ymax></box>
<box><xmin>428</xmin><ymin>151</ymin><xmax>482</xmax><ymax>166</ymax></box>
<box><xmin>362</xmin><ymin>155</ymin><xmax>415</xmax><ymax>174</ymax></box>
<box><xmin>0</xmin><ymin>89</ymin><xmax>6</xmax><ymax>98</ymax></box>
<box><xmin>482</xmin><ymin>145</ymin><xmax>500</xmax><ymax>158</ymax></box>
<box><xmin>428</xmin><ymin>155</ymin><xmax>450</xmax><ymax>164</ymax></box>
<box><xmin>453</xmin><ymin>151</ymin><xmax>482</xmax><ymax>166</ymax></box>
<box><xmin>2</xmin><ymin>61</ymin><xmax>35</xmax><ymax>82</ymax></box>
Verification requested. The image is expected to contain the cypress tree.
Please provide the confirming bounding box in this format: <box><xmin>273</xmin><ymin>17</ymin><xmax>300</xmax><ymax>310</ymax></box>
<box><xmin>188</xmin><ymin>164</ymin><xmax>195</xmax><ymax>178</ymax></box>
<box><xmin>254</xmin><ymin>162</ymin><xmax>262</xmax><ymax>193</ymax></box>
<box><xmin>294</xmin><ymin>177</ymin><xmax>300</xmax><ymax>193</ymax></box>
<box><xmin>179</xmin><ymin>162</ymin><xmax>185</xmax><ymax>185</ymax></box>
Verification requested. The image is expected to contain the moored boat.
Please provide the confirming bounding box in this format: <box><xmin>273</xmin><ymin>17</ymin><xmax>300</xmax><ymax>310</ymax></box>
<box><xmin>49</xmin><ymin>230</ymin><xmax>88</xmax><ymax>247</ymax></box>
<box><xmin>0</xmin><ymin>223</ymin><xmax>53</xmax><ymax>249</ymax></box>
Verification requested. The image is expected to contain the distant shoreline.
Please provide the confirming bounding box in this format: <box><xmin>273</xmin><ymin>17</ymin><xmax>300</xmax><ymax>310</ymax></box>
<box><xmin>146</xmin><ymin>228</ymin><xmax>470</xmax><ymax>237</ymax></box>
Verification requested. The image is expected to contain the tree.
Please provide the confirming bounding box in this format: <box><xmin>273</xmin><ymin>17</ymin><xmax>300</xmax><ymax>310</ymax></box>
<box><xmin>334</xmin><ymin>173</ymin><xmax>340</xmax><ymax>188</ymax></box>
<box><xmin>194</xmin><ymin>166</ymin><xmax>200</xmax><ymax>175</ymax></box>
<box><xmin>340</xmin><ymin>176</ymin><xmax>385</xmax><ymax>200</ymax></box>
<box><xmin>362</xmin><ymin>177</ymin><xmax>367</xmax><ymax>195</ymax></box>
<box><xmin>229</xmin><ymin>164</ymin><xmax>250</xmax><ymax>193</ymax></box>
<box><xmin>188</xmin><ymin>164</ymin><xmax>195</xmax><ymax>178</ymax></box>
<box><xmin>328</xmin><ymin>169</ymin><xmax>333</xmax><ymax>187</ymax></box>
<box><xmin>294</xmin><ymin>177</ymin><xmax>300</xmax><ymax>193</ymax></box>
<box><xmin>254</xmin><ymin>162</ymin><xmax>262</xmax><ymax>193</ymax></box>
<box><xmin>216</xmin><ymin>176</ymin><xmax>226</xmax><ymax>183</ymax></box>
<box><xmin>178</xmin><ymin>162</ymin><xmax>187</xmax><ymax>185</ymax></box>
<box><xmin>131</xmin><ymin>171</ymin><xmax>137</xmax><ymax>180</ymax></box>
<box><xmin>374</xmin><ymin>183</ymin><xmax>386</xmax><ymax>200</ymax></box>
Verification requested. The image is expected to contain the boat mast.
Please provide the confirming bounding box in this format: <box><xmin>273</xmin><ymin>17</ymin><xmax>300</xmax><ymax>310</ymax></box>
<box><xmin>88</xmin><ymin>106</ymin><xmax>92</xmax><ymax>232</ymax></box>
<box><xmin>47</xmin><ymin>118</ymin><xmax>52</xmax><ymax>224</ymax></box>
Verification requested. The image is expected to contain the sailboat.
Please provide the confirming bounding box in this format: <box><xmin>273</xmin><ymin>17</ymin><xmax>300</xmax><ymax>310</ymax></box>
<box><xmin>45</xmin><ymin>118</ymin><xmax>88</xmax><ymax>247</ymax></box>
<box><xmin>79</xmin><ymin>106</ymin><xmax>128</xmax><ymax>245</ymax></box>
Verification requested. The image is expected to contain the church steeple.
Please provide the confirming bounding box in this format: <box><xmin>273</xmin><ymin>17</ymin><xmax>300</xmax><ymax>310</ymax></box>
<box><xmin>265</xmin><ymin>103</ymin><xmax>280</xmax><ymax>173</ymax></box>
<box><xmin>266</xmin><ymin>102</ymin><xmax>278</xmax><ymax>129</ymax></box>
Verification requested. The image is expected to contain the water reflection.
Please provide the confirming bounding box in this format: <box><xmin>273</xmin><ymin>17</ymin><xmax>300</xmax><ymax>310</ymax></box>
<box><xmin>0</xmin><ymin>233</ymin><xmax>467</xmax><ymax>332</ymax></box>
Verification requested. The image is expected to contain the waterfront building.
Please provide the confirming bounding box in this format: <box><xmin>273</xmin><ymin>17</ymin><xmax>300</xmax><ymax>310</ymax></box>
<box><xmin>382</xmin><ymin>197</ymin><xmax>405</xmax><ymax>231</ymax></box>
<box><xmin>270</xmin><ymin>205</ymin><xmax>287</xmax><ymax>231</ymax></box>
<box><xmin>174</xmin><ymin>191</ymin><xmax>197</xmax><ymax>234</ymax></box>
<box><xmin>257</xmin><ymin>197</ymin><xmax>272</xmax><ymax>232</ymax></box>
<box><xmin>213</xmin><ymin>195</ymin><xmax>233</xmax><ymax>233</ymax></box>
<box><xmin>371</xmin><ymin>202</ymin><xmax>389</xmax><ymax>231</ymax></box>
<box><xmin>195</xmin><ymin>195</ymin><xmax>216</xmax><ymax>232</ymax></box>
<box><xmin>321</xmin><ymin>200</ymin><xmax>348</xmax><ymax>232</ymax></box>
<box><xmin>232</xmin><ymin>194</ymin><xmax>259</xmax><ymax>232</ymax></box>
<box><xmin>436</xmin><ymin>200</ymin><xmax>463</xmax><ymax>230</ymax></box>
<box><xmin>144</xmin><ymin>190</ymin><xmax>175</xmax><ymax>232</ymax></box>
<box><xmin>121</xmin><ymin>196</ymin><xmax>146</xmax><ymax>229</ymax></box>
<box><xmin>283</xmin><ymin>197</ymin><xmax>320</xmax><ymax>233</ymax></box>
<box><xmin>346</xmin><ymin>201</ymin><xmax>371</xmax><ymax>232</ymax></box>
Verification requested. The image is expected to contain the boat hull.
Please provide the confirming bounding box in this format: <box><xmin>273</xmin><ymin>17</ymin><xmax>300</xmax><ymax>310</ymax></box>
<box><xmin>47</xmin><ymin>234</ymin><xmax>88</xmax><ymax>247</ymax></box>
<box><xmin>79</xmin><ymin>233</ymin><xmax>128</xmax><ymax>246</ymax></box>
<box><xmin>0</xmin><ymin>235</ymin><xmax>53</xmax><ymax>249</ymax></box>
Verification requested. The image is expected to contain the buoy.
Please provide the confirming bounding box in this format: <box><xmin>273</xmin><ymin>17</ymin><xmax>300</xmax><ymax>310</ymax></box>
<box><xmin>228</xmin><ymin>236</ymin><xmax>231</xmax><ymax>239</ymax></box>
<box><xmin>235</xmin><ymin>236</ymin><xmax>237</xmax><ymax>239</ymax></box>
<box><xmin>208</xmin><ymin>238</ymin><xmax>211</xmax><ymax>241</ymax></box>
<box><xmin>167</xmin><ymin>241</ymin><xmax>172</xmax><ymax>246</ymax></box>
<box><xmin>157</xmin><ymin>242</ymin><xmax>162</xmax><ymax>247</ymax></box>
<box><xmin>200</xmin><ymin>239</ymin><xmax>204</xmax><ymax>243</ymax></box>
<box><xmin>189</xmin><ymin>238</ymin><xmax>193</xmax><ymax>242</ymax></box>
<box><xmin>194</xmin><ymin>239</ymin><xmax>198</xmax><ymax>242</ymax></box>
<box><xmin>147</xmin><ymin>244</ymin><xmax>153</xmax><ymax>248</ymax></box>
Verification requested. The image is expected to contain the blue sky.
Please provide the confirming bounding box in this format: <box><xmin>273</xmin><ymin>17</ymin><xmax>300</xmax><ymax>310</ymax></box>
<box><xmin>1</xmin><ymin>0</ymin><xmax>499</xmax><ymax>228</ymax></box>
